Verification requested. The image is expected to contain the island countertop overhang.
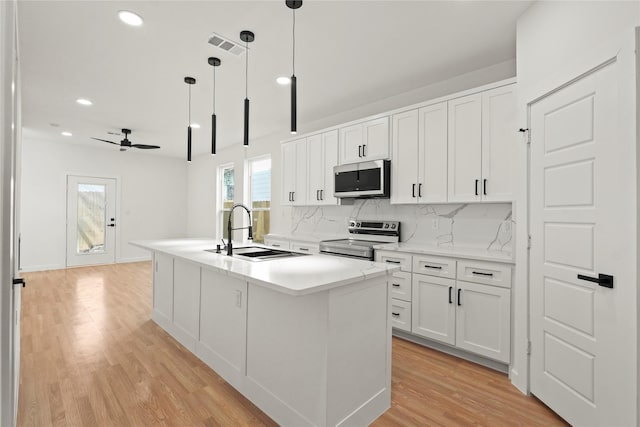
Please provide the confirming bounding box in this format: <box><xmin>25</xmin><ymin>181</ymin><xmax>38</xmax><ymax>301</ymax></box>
<box><xmin>131</xmin><ymin>238</ymin><xmax>400</xmax><ymax>296</ymax></box>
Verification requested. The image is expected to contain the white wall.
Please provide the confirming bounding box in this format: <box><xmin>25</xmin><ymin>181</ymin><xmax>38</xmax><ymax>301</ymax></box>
<box><xmin>20</xmin><ymin>139</ymin><xmax>187</xmax><ymax>271</ymax></box>
<box><xmin>513</xmin><ymin>0</ymin><xmax>640</xmax><ymax>394</ymax></box>
<box><xmin>187</xmin><ymin>60</ymin><xmax>517</xmax><ymax>241</ymax></box>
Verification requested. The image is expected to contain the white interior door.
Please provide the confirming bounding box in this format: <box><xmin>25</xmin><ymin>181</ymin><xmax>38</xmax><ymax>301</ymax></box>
<box><xmin>66</xmin><ymin>176</ymin><xmax>117</xmax><ymax>267</ymax></box>
<box><xmin>530</xmin><ymin>58</ymin><xmax>636</xmax><ymax>425</ymax></box>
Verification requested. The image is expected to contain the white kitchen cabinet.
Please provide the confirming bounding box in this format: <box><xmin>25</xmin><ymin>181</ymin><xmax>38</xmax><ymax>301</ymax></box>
<box><xmin>391</xmin><ymin>102</ymin><xmax>448</xmax><ymax>204</ymax></box>
<box><xmin>281</xmin><ymin>138</ymin><xmax>307</xmax><ymax>206</ymax></box>
<box><xmin>389</xmin><ymin>271</ymin><xmax>411</xmax><ymax>302</ymax></box>
<box><xmin>198</xmin><ymin>268</ymin><xmax>248</xmax><ymax>387</ymax></box>
<box><xmin>456</xmin><ymin>280</ymin><xmax>511</xmax><ymax>363</ymax></box>
<box><xmin>447</xmin><ymin>85</ymin><xmax>516</xmax><ymax>202</ymax></box>
<box><xmin>263</xmin><ymin>236</ymin><xmax>290</xmax><ymax>249</ymax></box>
<box><xmin>390</xmin><ymin>299</ymin><xmax>411</xmax><ymax>332</ymax></box>
<box><xmin>306</xmin><ymin>130</ymin><xmax>338</xmax><ymax>205</ymax></box>
<box><xmin>412</xmin><ymin>274</ymin><xmax>456</xmax><ymax>346</ymax></box>
<box><xmin>289</xmin><ymin>240</ymin><xmax>319</xmax><ymax>254</ymax></box>
<box><xmin>153</xmin><ymin>252</ymin><xmax>174</xmax><ymax>326</ymax></box>
<box><xmin>339</xmin><ymin>116</ymin><xmax>389</xmax><ymax>164</ymax></box>
<box><xmin>172</xmin><ymin>259</ymin><xmax>201</xmax><ymax>350</ymax></box>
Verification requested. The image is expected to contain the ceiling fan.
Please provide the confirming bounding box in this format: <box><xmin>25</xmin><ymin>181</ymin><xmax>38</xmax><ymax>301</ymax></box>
<box><xmin>91</xmin><ymin>128</ymin><xmax>160</xmax><ymax>151</ymax></box>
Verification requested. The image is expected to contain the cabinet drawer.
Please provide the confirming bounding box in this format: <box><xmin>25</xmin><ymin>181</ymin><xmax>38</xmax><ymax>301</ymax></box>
<box><xmin>375</xmin><ymin>251</ymin><xmax>412</xmax><ymax>272</ymax></box>
<box><xmin>290</xmin><ymin>240</ymin><xmax>319</xmax><ymax>254</ymax></box>
<box><xmin>389</xmin><ymin>271</ymin><xmax>411</xmax><ymax>302</ymax></box>
<box><xmin>413</xmin><ymin>255</ymin><xmax>456</xmax><ymax>279</ymax></box>
<box><xmin>264</xmin><ymin>238</ymin><xmax>290</xmax><ymax>249</ymax></box>
<box><xmin>457</xmin><ymin>260</ymin><xmax>512</xmax><ymax>288</ymax></box>
<box><xmin>390</xmin><ymin>299</ymin><xmax>411</xmax><ymax>332</ymax></box>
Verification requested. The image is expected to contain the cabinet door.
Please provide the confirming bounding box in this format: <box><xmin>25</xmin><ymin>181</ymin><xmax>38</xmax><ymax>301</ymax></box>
<box><xmin>173</xmin><ymin>259</ymin><xmax>201</xmax><ymax>346</ymax></box>
<box><xmin>362</xmin><ymin>116</ymin><xmax>389</xmax><ymax>160</ymax></box>
<box><xmin>390</xmin><ymin>299</ymin><xmax>411</xmax><ymax>332</ymax></box>
<box><xmin>320</xmin><ymin>130</ymin><xmax>338</xmax><ymax>205</ymax></box>
<box><xmin>481</xmin><ymin>85</ymin><xmax>516</xmax><ymax>202</ymax></box>
<box><xmin>199</xmin><ymin>268</ymin><xmax>248</xmax><ymax>379</ymax></box>
<box><xmin>411</xmin><ymin>274</ymin><xmax>455</xmax><ymax>345</ymax></box>
<box><xmin>448</xmin><ymin>93</ymin><xmax>482</xmax><ymax>202</ymax></box>
<box><xmin>339</xmin><ymin>123</ymin><xmax>363</xmax><ymax>164</ymax></box>
<box><xmin>455</xmin><ymin>281</ymin><xmax>511</xmax><ymax>363</ymax></box>
<box><xmin>389</xmin><ymin>271</ymin><xmax>412</xmax><ymax>302</ymax></box>
<box><xmin>391</xmin><ymin>109</ymin><xmax>419</xmax><ymax>204</ymax></box>
<box><xmin>153</xmin><ymin>252</ymin><xmax>174</xmax><ymax>323</ymax></box>
<box><xmin>281</xmin><ymin>141</ymin><xmax>297</xmax><ymax>206</ymax></box>
<box><xmin>418</xmin><ymin>102</ymin><xmax>448</xmax><ymax>203</ymax></box>
<box><xmin>292</xmin><ymin>138</ymin><xmax>307</xmax><ymax>205</ymax></box>
<box><xmin>306</xmin><ymin>134</ymin><xmax>323</xmax><ymax>205</ymax></box>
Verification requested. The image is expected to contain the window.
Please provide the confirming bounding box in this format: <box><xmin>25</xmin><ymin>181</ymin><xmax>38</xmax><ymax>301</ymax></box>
<box><xmin>218</xmin><ymin>164</ymin><xmax>234</xmax><ymax>240</ymax></box>
<box><xmin>247</xmin><ymin>156</ymin><xmax>271</xmax><ymax>243</ymax></box>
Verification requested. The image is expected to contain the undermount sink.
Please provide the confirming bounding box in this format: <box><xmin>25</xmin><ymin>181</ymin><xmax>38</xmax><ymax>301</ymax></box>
<box><xmin>204</xmin><ymin>246</ymin><xmax>309</xmax><ymax>261</ymax></box>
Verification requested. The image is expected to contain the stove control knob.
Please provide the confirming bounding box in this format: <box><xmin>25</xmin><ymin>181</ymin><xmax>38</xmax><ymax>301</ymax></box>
<box><xmin>384</xmin><ymin>224</ymin><xmax>389</xmax><ymax>229</ymax></box>
<box><xmin>356</xmin><ymin>222</ymin><xmax>361</xmax><ymax>227</ymax></box>
<box><xmin>391</xmin><ymin>224</ymin><xmax>396</xmax><ymax>229</ymax></box>
<box><xmin>349</xmin><ymin>221</ymin><xmax>355</xmax><ymax>227</ymax></box>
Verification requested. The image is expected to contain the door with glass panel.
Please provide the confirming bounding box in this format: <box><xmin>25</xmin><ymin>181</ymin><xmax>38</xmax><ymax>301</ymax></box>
<box><xmin>66</xmin><ymin>176</ymin><xmax>117</xmax><ymax>267</ymax></box>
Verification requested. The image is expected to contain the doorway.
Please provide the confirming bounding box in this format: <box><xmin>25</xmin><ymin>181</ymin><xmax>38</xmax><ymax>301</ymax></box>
<box><xmin>66</xmin><ymin>175</ymin><xmax>117</xmax><ymax>267</ymax></box>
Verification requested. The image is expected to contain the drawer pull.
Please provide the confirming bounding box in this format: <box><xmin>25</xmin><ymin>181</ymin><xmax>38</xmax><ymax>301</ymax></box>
<box><xmin>272</xmin><ymin>244</ymin><xmax>281</xmax><ymax>247</ymax></box>
<box><xmin>472</xmin><ymin>271</ymin><xmax>494</xmax><ymax>277</ymax></box>
<box><xmin>385</xmin><ymin>260</ymin><xmax>401</xmax><ymax>264</ymax></box>
<box><xmin>299</xmin><ymin>247</ymin><xmax>309</xmax><ymax>251</ymax></box>
<box><xmin>391</xmin><ymin>283</ymin><xmax>400</xmax><ymax>287</ymax></box>
<box><xmin>424</xmin><ymin>265</ymin><xmax>442</xmax><ymax>270</ymax></box>
<box><xmin>391</xmin><ymin>312</ymin><xmax>400</xmax><ymax>317</ymax></box>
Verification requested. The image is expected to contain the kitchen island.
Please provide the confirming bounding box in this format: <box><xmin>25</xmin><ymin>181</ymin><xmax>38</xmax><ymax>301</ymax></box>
<box><xmin>131</xmin><ymin>238</ymin><xmax>399</xmax><ymax>427</ymax></box>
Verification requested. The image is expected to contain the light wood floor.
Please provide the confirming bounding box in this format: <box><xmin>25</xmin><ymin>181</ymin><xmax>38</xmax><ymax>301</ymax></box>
<box><xmin>18</xmin><ymin>262</ymin><xmax>568</xmax><ymax>426</ymax></box>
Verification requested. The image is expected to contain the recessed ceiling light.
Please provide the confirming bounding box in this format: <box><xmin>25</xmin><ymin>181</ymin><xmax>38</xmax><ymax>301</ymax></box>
<box><xmin>276</xmin><ymin>76</ymin><xmax>291</xmax><ymax>85</ymax></box>
<box><xmin>61</xmin><ymin>131</ymin><xmax>72</xmax><ymax>136</ymax></box>
<box><xmin>190</xmin><ymin>123</ymin><xmax>200</xmax><ymax>129</ymax></box>
<box><xmin>118</xmin><ymin>10</ymin><xmax>143</xmax><ymax>26</ymax></box>
<box><xmin>76</xmin><ymin>98</ymin><xmax>92</xmax><ymax>106</ymax></box>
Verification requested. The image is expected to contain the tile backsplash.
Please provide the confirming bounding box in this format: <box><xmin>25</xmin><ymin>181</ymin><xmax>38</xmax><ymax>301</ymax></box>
<box><xmin>281</xmin><ymin>199</ymin><xmax>513</xmax><ymax>255</ymax></box>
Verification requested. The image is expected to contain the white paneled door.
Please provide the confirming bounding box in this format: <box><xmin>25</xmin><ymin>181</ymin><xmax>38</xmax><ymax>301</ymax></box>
<box><xmin>66</xmin><ymin>176</ymin><xmax>117</xmax><ymax>267</ymax></box>
<box><xmin>530</xmin><ymin>57</ymin><xmax>635</xmax><ymax>425</ymax></box>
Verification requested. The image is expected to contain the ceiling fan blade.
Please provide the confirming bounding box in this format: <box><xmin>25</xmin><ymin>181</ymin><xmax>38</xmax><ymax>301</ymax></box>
<box><xmin>91</xmin><ymin>137</ymin><xmax>119</xmax><ymax>145</ymax></box>
<box><xmin>131</xmin><ymin>144</ymin><xmax>160</xmax><ymax>149</ymax></box>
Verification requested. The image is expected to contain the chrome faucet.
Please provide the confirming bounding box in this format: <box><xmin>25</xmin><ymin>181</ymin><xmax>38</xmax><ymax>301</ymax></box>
<box><xmin>227</xmin><ymin>203</ymin><xmax>253</xmax><ymax>256</ymax></box>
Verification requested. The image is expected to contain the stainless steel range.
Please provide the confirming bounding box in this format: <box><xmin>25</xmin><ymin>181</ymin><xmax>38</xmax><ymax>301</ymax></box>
<box><xmin>319</xmin><ymin>219</ymin><xmax>400</xmax><ymax>260</ymax></box>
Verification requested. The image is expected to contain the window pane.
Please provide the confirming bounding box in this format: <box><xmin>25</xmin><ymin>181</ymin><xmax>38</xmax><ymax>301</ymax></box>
<box><xmin>223</xmin><ymin>167</ymin><xmax>234</xmax><ymax>205</ymax></box>
<box><xmin>76</xmin><ymin>183</ymin><xmax>106</xmax><ymax>254</ymax></box>
<box><xmin>251</xmin><ymin>158</ymin><xmax>271</xmax><ymax>210</ymax></box>
<box><xmin>252</xmin><ymin>210</ymin><xmax>270</xmax><ymax>243</ymax></box>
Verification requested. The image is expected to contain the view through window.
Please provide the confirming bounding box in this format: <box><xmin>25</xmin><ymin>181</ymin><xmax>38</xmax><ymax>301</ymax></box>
<box><xmin>248</xmin><ymin>156</ymin><xmax>271</xmax><ymax>243</ymax></box>
<box><xmin>219</xmin><ymin>164</ymin><xmax>234</xmax><ymax>240</ymax></box>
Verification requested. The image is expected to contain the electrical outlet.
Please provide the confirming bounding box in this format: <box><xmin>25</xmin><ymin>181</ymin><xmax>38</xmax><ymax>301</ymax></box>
<box><xmin>432</xmin><ymin>219</ymin><xmax>439</xmax><ymax>230</ymax></box>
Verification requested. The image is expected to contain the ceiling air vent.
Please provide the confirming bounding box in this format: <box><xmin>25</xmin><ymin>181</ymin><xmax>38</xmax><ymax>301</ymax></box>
<box><xmin>208</xmin><ymin>32</ymin><xmax>246</xmax><ymax>57</ymax></box>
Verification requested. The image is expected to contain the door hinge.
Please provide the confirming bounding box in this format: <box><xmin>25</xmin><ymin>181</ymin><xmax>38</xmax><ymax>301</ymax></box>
<box><xmin>527</xmin><ymin>235</ymin><xmax>532</xmax><ymax>250</ymax></box>
<box><xmin>526</xmin><ymin>341</ymin><xmax>532</xmax><ymax>355</ymax></box>
<box><xmin>519</xmin><ymin>128</ymin><xmax>531</xmax><ymax>144</ymax></box>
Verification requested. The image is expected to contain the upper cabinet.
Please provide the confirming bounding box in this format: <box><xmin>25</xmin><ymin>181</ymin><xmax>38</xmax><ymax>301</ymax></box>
<box><xmin>306</xmin><ymin>130</ymin><xmax>338</xmax><ymax>206</ymax></box>
<box><xmin>391</xmin><ymin>102</ymin><xmax>448</xmax><ymax>204</ymax></box>
<box><xmin>281</xmin><ymin>138</ymin><xmax>307</xmax><ymax>206</ymax></box>
<box><xmin>448</xmin><ymin>85</ymin><xmax>516</xmax><ymax>202</ymax></box>
<box><xmin>339</xmin><ymin>116</ymin><xmax>389</xmax><ymax>164</ymax></box>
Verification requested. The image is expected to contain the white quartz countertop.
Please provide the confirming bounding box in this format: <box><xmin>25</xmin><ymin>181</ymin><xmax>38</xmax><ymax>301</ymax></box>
<box><xmin>131</xmin><ymin>238</ymin><xmax>399</xmax><ymax>296</ymax></box>
<box><xmin>373</xmin><ymin>242</ymin><xmax>514</xmax><ymax>264</ymax></box>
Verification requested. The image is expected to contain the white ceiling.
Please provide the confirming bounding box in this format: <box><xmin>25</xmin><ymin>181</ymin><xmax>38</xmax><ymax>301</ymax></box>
<box><xmin>17</xmin><ymin>0</ymin><xmax>533</xmax><ymax>159</ymax></box>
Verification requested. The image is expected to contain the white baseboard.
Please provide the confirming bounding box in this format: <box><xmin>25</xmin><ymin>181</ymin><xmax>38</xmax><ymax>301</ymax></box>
<box><xmin>117</xmin><ymin>256</ymin><xmax>151</xmax><ymax>264</ymax></box>
<box><xmin>19</xmin><ymin>264</ymin><xmax>65</xmax><ymax>273</ymax></box>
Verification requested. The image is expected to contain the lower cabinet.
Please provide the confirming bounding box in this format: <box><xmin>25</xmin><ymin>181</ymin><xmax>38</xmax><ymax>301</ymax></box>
<box><xmin>455</xmin><ymin>280</ymin><xmax>511</xmax><ymax>362</ymax></box>
<box><xmin>289</xmin><ymin>240</ymin><xmax>319</xmax><ymax>254</ymax></box>
<box><xmin>153</xmin><ymin>252</ymin><xmax>174</xmax><ymax>324</ymax></box>
<box><xmin>198</xmin><ymin>268</ymin><xmax>247</xmax><ymax>385</ymax></box>
<box><xmin>263</xmin><ymin>236</ymin><xmax>290</xmax><ymax>249</ymax></box>
<box><xmin>172</xmin><ymin>259</ymin><xmax>201</xmax><ymax>349</ymax></box>
<box><xmin>412</xmin><ymin>274</ymin><xmax>456</xmax><ymax>345</ymax></box>
<box><xmin>390</xmin><ymin>299</ymin><xmax>411</xmax><ymax>332</ymax></box>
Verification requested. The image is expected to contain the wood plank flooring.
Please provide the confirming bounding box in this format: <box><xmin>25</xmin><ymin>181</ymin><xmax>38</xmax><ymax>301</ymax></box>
<box><xmin>18</xmin><ymin>262</ymin><xmax>567</xmax><ymax>426</ymax></box>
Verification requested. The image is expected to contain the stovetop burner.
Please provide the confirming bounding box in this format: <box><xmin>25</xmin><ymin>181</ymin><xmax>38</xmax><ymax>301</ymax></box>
<box><xmin>319</xmin><ymin>219</ymin><xmax>401</xmax><ymax>260</ymax></box>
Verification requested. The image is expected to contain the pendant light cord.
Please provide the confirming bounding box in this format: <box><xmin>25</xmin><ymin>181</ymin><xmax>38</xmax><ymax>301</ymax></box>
<box><xmin>245</xmin><ymin>40</ymin><xmax>249</xmax><ymax>98</ymax></box>
<box><xmin>292</xmin><ymin>8</ymin><xmax>296</xmax><ymax>74</ymax></box>
<box><xmin>213</xmin><ymin>66</ymin><xmax>216</xmax><ymax>114</ymax></box>
<box><xmin>188</xmin><ymin>85</ymin><xmax>192</xmax><ymax>124</ymax></box>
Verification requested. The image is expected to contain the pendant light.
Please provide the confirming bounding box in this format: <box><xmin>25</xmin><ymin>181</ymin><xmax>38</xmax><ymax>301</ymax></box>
<box><xmin>286</xmin><ymin>0</ymin><xmax>302</xmax><ymax>134</ymax></box>
<box><xmin>240</xmin><ymin>30</ymin><xmax>254</xmax><ymax>147</ymax></box>
<box><xmin>208</xmin><ymin>57</ymin><xmax>221</xmax><ymax>156</ymax></box>
<box><xmin>184</xmin><ymin>76</ymin><xmax>196</xmax><ymax>162</ymax></box>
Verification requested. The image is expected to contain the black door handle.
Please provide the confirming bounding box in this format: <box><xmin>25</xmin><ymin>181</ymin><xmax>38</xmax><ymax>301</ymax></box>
<box><xmin>412</xmin><ymin>184</ymin><xmax>416</xmax><ymax>198</ymax></box>
<box><xmin>457</xmin><ymin>288</ymin><xmax>462</xmax><ymax>306</ymax></box>
<box><xmin>107</xmin><ymin>224</ymin><xmax>116</xmax><ymax>227</ymax></box>
<box><xmin>577</xmin><ymin>273</ymin><xmax>614</xmax><ymax>288</ymax></box>
<box><xmin>418</xmin><ymin>183</ymin><xmax>422</xmax><ymax>198</ymax></box>
<box><xmin>448</xmin><ymin>286</ymin><xmax>453</xmax><ymax>304</ymax></box>
<box><xmin>13</xmin><ymin>278</ymin><xmax>25</xmax><ymax>288</ymax></box>
<box><xmin>475</xmin><ymin>179</ymin><xmax>479</xmax><ymax>196</ymax></box>
<box><xmin>483</xmin><ymin>179</ymin><xmax>487</xmax><ymax>196</ymax></box>
<box><xmin>362</xmin><ymin>144</ymin><xmax>367</xmax><ymax>157</ymax></box>
<box><xmin>358</xmin><ymin>145</ymin><xmax>362</xmax><ymax>157</ymax></box>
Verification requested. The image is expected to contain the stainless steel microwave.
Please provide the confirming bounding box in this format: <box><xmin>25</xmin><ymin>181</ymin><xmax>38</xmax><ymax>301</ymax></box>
<box><xmin>333</xmin><ymin>160</ymin><xmax>390</xmax><ymax>199</ymax></box>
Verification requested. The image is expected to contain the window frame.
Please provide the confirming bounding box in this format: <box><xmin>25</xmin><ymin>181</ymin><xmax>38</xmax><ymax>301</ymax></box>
<box><xmin>217</xmin><ymin>162</ymin><xmax>235</xmax><ymax>240</ymax></box>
